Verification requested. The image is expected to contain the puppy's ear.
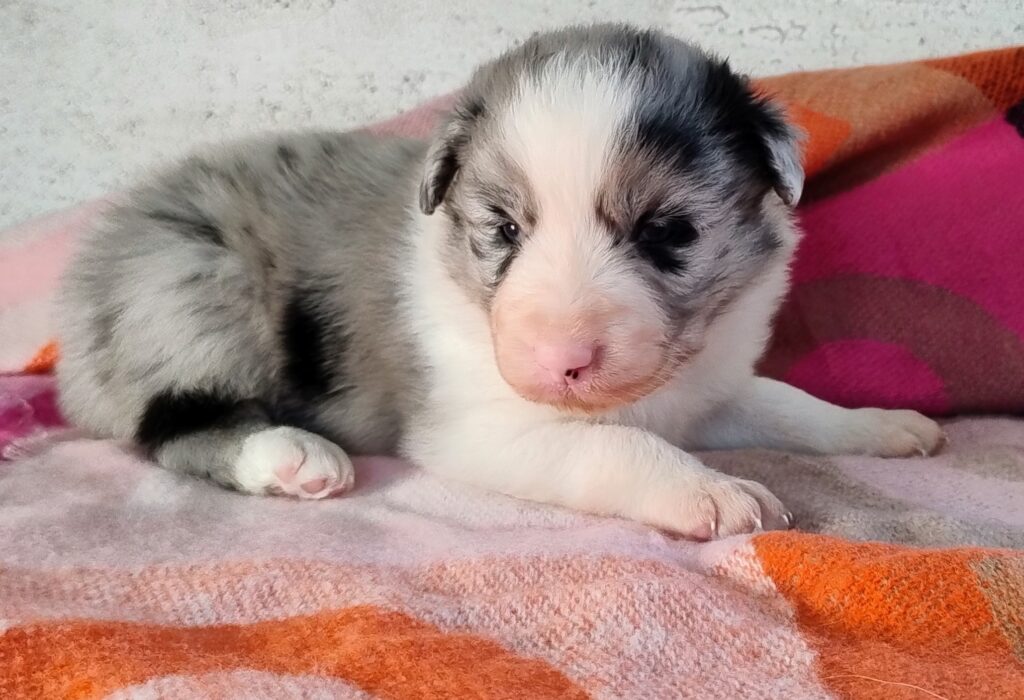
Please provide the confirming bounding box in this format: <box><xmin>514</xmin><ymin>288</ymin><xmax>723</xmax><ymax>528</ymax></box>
<box><xmin>419</xmin><ymin>98</ymin><xmax>484</xmax><ymax>215</ymax></box>
<box><xmin>761</xmin><ymin>116</ymin><xmax>804</xmax><ymax>207</ymax></box>
<box><xmin>705</xmin><ymin>58</ymin><xmax>805</xmax><ymax>207</ymax></box>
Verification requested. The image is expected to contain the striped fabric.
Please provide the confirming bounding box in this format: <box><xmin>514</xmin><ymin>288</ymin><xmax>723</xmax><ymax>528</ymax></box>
<box><xmin>1</xmin><ymin>381</ymin><xmax>1022</xmax><ymax>698</ymax></box>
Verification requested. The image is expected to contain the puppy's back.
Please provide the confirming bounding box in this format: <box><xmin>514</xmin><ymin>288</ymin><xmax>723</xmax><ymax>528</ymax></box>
<box><xmin>56</xmin><ymin>130</ymin><xmax>426</xmax><ymax>452</ymax></box>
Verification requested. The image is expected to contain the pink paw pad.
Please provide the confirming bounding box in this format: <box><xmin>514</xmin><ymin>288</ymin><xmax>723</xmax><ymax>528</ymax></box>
<box><xmin>235</xmin><ymin>427</ymin><xmax>356</xmax><ymax>499</ymax></box>
<box><xmin>300</xmin><ymin>477</ymin><xmax>328</xmax><ymax>494</ymax></box>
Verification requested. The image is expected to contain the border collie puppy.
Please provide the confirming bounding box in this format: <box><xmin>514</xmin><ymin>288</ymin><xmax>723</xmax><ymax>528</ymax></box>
<box><xmin>56</xmin><ymin>24</ymin><xmax>943</xmax><ymax>539</ymax></box>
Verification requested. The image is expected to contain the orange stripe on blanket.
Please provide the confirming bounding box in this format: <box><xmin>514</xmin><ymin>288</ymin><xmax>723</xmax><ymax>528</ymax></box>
<box><xmin>754</xmin><ymin>532</ymin><xmax>1024</xmax><ymax>699</ymax></box>
<box><xmin>784</xmin><ymin>103</ymin><xmax>852</xmax><ymax>178</ymax></box>
<box><xmin>925</xmin><ymin>46</ymin><xmax>1024</xmax><ymax>111</ymax></box>
<box><xmin>758</xmin><ymin>57</ymin><xmax>1003</xmax><ymax>200</ymax></box>
<box><xmin>0</xmin><ymin>605</ymin><xmax>587</xmax><ymax>700</ymax></box>
<box><xmin>22</xmin><ymin>341</ymin><xmax>58</xmax><ymax>374</ymax></box>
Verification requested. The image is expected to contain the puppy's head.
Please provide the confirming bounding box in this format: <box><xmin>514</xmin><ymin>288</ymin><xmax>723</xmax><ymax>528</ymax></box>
<box><xmin>420</xmin><ymin>25</ymin><xmax>803</xmax><ymax>413</ymax></box>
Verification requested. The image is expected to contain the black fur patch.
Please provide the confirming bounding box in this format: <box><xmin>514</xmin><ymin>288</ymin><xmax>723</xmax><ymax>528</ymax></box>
<box><xmin>619</xmin><ymin>28</ymin><xmax>662</xmax><ymax>74</ymax></box>
<box><xmin>699</xmin><ymin>58</ymin><xmax>789</xmax><ymax>189</ymax></box>
<box><xmin>627</xmin><ymin>37</ymin><xmax>788</xmax><ymax>192</ymax></box>
<box><xmin>281</xmin><ymin>291</ymin><xmax>348</xmax><ymax>400</ymax></box>
<box><xmin>145</xmin><ymin>208</ymin><xmax>223</xmax><ymax>246</ymax></box>
<box><xmin>422</xmin><ymin>150</ymin><xmax>461</xmax><ymax>214</ymax></box>
<box><xmin>634</xmin><ymin>112</ymin><xmax>705</xmax><ymax>171</ymax></box>
<box><xmin>1008</xmin><ymin>99</ymin><xmax>1024</xmax><ymax>139</ymax></box>
<box><xmin>136</xmin><ymin>390</ymin><xmax>262</xmax><ymax>452</ymax></box>
<box><xmin>632</xmin><ymin>216</ymin><xmax>698</xmax><ymax>274</ymax></box>
<box><xmin>624</xmin><ymin>35</ymin><xmax>705</xmax><ymax>172</ymax></box>
<box><xmin>634</xmin><ymin>242</ymin><xmax>682</xmax><ymax>274</ymax></box>
<box><xmin>420</xmin><ymin>97</ymin><xmax>486</xmax><ymax>214</ymax></box>
<box><xmin>634</xmin><ymin>237</ymin><xmax>684</xmax><ymax>274</ymax></box>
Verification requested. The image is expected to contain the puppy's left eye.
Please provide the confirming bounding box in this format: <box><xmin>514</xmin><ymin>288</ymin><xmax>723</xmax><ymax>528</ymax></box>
<box><xmin>498</xmin><ymin>220</ymin><xmax>521</xmax><ymax>244</ymax></box>
<box><xmin>637</xmin><ymin>218</ymin><xmax>699</xmax><ymax>247</ymax></box>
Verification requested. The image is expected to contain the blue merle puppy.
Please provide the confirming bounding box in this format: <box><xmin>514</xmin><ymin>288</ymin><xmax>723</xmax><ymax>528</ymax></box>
<box><xmin>56</xmin><ymin>25</ymin><xmax>943</xmax><ymax>539</ymax></box>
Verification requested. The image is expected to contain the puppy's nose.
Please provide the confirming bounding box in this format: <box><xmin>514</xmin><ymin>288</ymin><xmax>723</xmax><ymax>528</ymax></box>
<box><xmin>534</xmin><ymin>342</ymin><xmax>596</xmax><ymax>384</ymax></box>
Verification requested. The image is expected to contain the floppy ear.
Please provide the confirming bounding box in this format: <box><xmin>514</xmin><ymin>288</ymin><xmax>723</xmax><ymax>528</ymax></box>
<box><xmin>762</xmin><ymin>118</ymin><xmax>804</xmax><ymax>207</ymax></box>
<box><xmin>705</xmin><ymin>58</ymin><xmax>806</xmax><ymax>208</ymax></box>
<box><xmin>419</xmin><ymin>99</ymin><xmax>484</xmax><ymax>215</ymax></box>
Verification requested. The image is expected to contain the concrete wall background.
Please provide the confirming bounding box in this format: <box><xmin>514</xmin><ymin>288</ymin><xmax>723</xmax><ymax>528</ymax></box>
<box><xmin>2</xmin><ymin>0</ymin><xmax>1020</xmax><ymax>226</ymax></box>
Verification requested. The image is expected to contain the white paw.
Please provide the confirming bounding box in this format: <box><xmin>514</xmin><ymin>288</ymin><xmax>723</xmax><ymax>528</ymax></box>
<box><xmin>233</xmin><ymin>427</ymin><xmax>355</xmax><ymax>499</ymax></box>
<box><xmin>651</xmin><ymin>474</ymin><xmax>792</xmax><ymax>540</ymax></box>
<box><xmin>850</xmin><ymin>408</ymin><xmax>946</xmax><ymax>458</ymax></box>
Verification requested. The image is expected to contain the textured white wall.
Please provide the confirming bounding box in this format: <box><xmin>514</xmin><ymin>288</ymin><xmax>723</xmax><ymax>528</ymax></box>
<box><xmin>2</xmin><ymin>0</ymin><xmax>1020</xmax><ymax>227</ymax></box>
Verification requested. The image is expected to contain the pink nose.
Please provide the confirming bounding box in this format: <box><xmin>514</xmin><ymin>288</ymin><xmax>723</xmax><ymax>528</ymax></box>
<box><xmin>534</xmin><ymin>342</ymin><xmax>596</xmax><ymax>384</ymax></box>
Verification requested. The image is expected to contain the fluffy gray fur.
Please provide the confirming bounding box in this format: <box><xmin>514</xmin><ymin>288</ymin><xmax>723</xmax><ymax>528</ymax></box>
<box><xmin>58</xmin><ymin>132</ymin><xmax>427</xmax><ymax>486</ymax></box>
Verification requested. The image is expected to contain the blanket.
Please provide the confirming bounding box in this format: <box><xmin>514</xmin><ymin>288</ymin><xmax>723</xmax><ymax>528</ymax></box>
<box><xmin>2</xmin><ymin>374</ymin><xmax>1023</xmax><ymax>698</ymax></box>
<box><xmin>2</xmin><ymin>46</ymin><xmax>1024</xmax><ymax>698</ymax></box>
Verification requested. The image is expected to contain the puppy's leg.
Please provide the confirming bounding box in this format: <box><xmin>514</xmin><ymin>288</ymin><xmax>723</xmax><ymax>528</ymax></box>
<box><xmin>137</xmin><ymin>391</ymin><xmax>354</xmax><ymax>499</ymax></box>
<box><xmin>694</xmin><ymin>377</ymin><xmax>945</xmax><ymax>457</ymax></box>
<box><xmin>406</xmin><ymin>416</ymin><xmax>790</xmax><ymax>538</ymax></box>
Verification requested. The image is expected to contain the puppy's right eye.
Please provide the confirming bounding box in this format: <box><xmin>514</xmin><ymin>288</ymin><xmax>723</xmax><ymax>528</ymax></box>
<box><xmin>637</xmin><ymin>218</ymin><xmax>699</xmax><ymax>248</ymax></box>
<box><xmin>498</xmin><ymin>221</ymin><xmax>521</xmax><ymax>244</ymax></box>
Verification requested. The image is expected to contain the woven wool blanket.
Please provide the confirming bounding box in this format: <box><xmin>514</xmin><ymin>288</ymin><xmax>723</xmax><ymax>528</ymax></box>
<box><xmin>1</xmin><ymin>46</ymin><xmax>1023</xmax><ymax>698</ymax></box>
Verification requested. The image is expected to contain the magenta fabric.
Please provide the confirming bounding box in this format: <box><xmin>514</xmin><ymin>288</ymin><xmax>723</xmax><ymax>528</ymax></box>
<box><xmin>762</xmin><ymin>116</ymin><xmax>1024</xmax><ymax>414</ymax></box>
<box><xmin>0</xmin><ymin>374</ymin><xmax>65</xmax><ymax>458</ymax></box>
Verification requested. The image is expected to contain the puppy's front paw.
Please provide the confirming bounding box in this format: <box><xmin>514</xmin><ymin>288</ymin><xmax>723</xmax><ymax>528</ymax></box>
<box><xmin>233</xmin><ymin>427</ymin><xmax>355</xmax><ymax>499</ymax></box>
<box><xmin>652</xmin><ymin>475</ymin><xmax>791</xmax><ymax>540</ymax></box>
<box><xmin>851</xmin><ymin>408</ymin><xmax>946</xmax><ymax>458</ymax></box>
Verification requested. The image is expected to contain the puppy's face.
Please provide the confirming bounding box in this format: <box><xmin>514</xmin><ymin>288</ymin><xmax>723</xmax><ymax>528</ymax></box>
<box><xmin>420</xmin><ymin>26</ymin><xmax>803</xmax><ymax>413</ymax></box>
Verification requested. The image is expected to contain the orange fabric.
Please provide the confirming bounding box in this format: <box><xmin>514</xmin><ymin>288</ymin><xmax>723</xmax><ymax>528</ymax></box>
<box><xmin>22</xmin><ymin>340</ymin><xmax>57</xmax><ymax>374</ymax></box>
<box><xmin>0</xmin><ymin>605</ymin><xmax>587</xmax><ymax>700</ymax></box>
<box><xmin>925</xmin><ymin>46</ymin><xmax>1024</xmax><ymax>110</ymax></box>
<box><xmin>761</xmin><ymin>59</ymin><xmax>999</xmax><ymax>200</ymax></box>
<box><xmin>782</xmin><ymin>102</ymin><xmax>852</xmax><ymax>177</ymax></box>
<box><xmin>755</xmin><ymin>532</ymin><xmax>1024</xmax><ymax>699</ymax></box>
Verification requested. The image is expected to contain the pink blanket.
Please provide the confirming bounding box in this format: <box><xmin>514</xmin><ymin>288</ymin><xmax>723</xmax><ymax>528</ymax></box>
<box><xmin>2</xmin><ymin>372</ymin><xmax>1023</xmax><ymax>698</ymax></box>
